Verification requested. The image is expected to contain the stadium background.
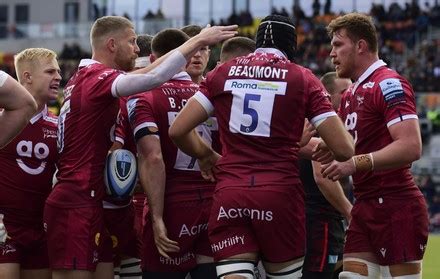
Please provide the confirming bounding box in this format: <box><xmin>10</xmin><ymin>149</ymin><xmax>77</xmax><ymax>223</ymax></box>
<box><xmin>0</xmin><ymin>0</ymin><xmax>439</xmax><ymax>277</ymax></box>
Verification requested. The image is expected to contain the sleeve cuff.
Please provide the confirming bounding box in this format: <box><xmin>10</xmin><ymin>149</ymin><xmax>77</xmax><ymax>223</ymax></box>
<box><xmin>193</xmin><ymin>91</ymin><xmax>214</xmax><ymax>115</ymax></box>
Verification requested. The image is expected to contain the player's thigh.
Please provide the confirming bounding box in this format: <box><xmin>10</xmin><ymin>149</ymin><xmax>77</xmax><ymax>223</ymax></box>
<box><xmin>344</xmin><ymin>202</ymin><xmax>376</xmax><ymax>256</ymax></box>
<box><xmin>208</xmin><ymin>189</ymin><xmax>259</xmax><ymax>261</ymax></box>
<box><xmin>104</xmin><ymin>206</ymin><xmax>138</xmax><ymax>261</ymax></box>
<box><xmin>362</xmin><ymin>197</ymin><xmax>428</xmax><ymax>265</ymax></box>
<box><xmin>93</xmin><ymin>262</ymin><xmax>113</xmax><ymax>279</ymax></box>
<box><xmin>44</xmin><ymin>205</ymin><xmax>108</xmax><ymax>271</ymax></box>
<box><xmin>21</xmin><ymin>268</ymin><xmax>51</xmax><ymax>279</ymax></box>
<box><xmin>253</xmin><ymin>185</ymin><xmax>305</xmax><ymax>263</ymax></box>
<box><xmin>142</xmin><ymin>200</ymin><xmax>206</xmax><ymax>272</ymax></box>
<box><xmin>380</xmin><ymin>261</ymin><xmax>422</xmax><ymax>278</ymax></box>
<box><xmin>0</xmin><ymin>263</ymin><xmax>19</xmax><ymax>279</ymax></box>
<box><xmin>52</xmin><ymin>269</ymin><xmax>93</xmax><ymax>279</ymax></box>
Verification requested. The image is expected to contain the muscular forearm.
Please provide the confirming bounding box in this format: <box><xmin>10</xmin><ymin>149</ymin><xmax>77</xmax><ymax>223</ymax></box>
<box><xmin>172</xmin><ymin>129</ymin><xmax>213</xmax><ymax>159</ymax></box>
<box><xmin>138</xmin><ymin>154</ymin><xmax>166</xmax><ymax>221</ymax></box>
<box><xmin>312</xmin><ymin>160</ymin><xmax>352</xmax><ymax>219</ymax></box>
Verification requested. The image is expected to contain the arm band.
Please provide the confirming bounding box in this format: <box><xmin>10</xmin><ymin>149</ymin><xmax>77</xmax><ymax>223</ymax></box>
<box><xmin>113</xmin><ymin>50</ymin><xmax>187</xmax><ymax>97</ymax></box>
<box><xmin>134</xmin><ymin>126</ymin><xmax>160</xmax><ymax>142</ymax></box>
<box><xmin>352</xmin><ymin>153</ymin><xmax>374</xmax><ymax>172</ymax></box>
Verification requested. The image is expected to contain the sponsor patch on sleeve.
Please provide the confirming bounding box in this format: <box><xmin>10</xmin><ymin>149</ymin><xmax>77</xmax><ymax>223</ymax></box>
<box><xmin>379</xmin><ymin>78</ymin><xmax>406</xmax><ymax>106</ymax></box>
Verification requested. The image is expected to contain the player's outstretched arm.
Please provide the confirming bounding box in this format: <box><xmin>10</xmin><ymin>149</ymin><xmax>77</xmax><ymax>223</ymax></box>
<box><xmin>136</xmin><ymin>135</ymin><xmax>179</xmax><ymax>258</ymax></box>
<box><xmin>134</xmin><ymin>25</ymin><xmax>238</xmax><ymax>75</ymax></box>
<box><xmin>0</xmin><ymin>71</ymin><xmax>37</xmax><ymax>148</ymax></box>
<box><xmin>113</xmin><ymin>25</ymin><xmax>238</xmax><ymax>97</ymax></box>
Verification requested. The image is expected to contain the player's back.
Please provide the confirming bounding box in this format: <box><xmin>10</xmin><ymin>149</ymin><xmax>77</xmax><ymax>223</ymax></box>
<box><xmin>50</xmin><ymin>61</ymin><xmax>121</xmax><ymax>207</ymax></box>
<box><xmin>0</xmin><ymin>108</ymin><xmax>58</xmax><ymax>222</ymax></box>
<box><xmin>197</xmin><ymin>50</ymin><xmax>333</xmax><ymax>188</ymax></box>
<box><xmin>129</xmin><ymin>73</ymin><xmax>217</xmax><ymax>201</ymax></box>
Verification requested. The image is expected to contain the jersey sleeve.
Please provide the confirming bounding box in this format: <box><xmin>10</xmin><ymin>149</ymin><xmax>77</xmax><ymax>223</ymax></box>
<box><xmin>114</xmin><ymin>98</ymin><xmax>129</xmax><ymax>145</ymax></box>
<box><xmin>127</xmin><ymin>93</ymin><xmax>158</xmax><ymax>142</ymax></box>
<box><xmin>192</xmin><ymin>69</ymin><xmax>217</xmax><ymax>115</ymax></box>
<box><xmin>89</xmin><ymin>66</ymin><xmax>122</xmax><ymax>100</ymax></box>
<box><xmin>374</xmin><ymin>76</ymin><xmax>418</xmax><ymax>127</ymax></box>
<box><xmin>303</xmin><ymin>70</ymin><xmax>336</xmax><ymax>126</ymax></box>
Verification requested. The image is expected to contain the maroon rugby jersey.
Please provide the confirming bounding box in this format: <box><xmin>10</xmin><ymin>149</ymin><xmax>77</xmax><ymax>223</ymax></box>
<box><xmin>115</xmin><ymin>97</ymin><xmax>136</xmax><ymax>154</ymax></box>
<box><xmin>47</xmin><ymin>59</ymin><xmax>122</xmax><ymax>207</ymax></box>
<box><xmin>0</xmin><ymin>107</ymin><xmax>57</xmax><ymax>223</ymax></box>
<box><xmin>338</xmin><ymin>60</ymin><xmax>422</xmax><ymax>200</ymax></box>
<box><xmin>194</xmin><ymin>48</ymin><xmax>335</xmax><ymax>188</ymax></box>
<box><xmin>128</xmin><ymin>72</ymin><xmax>217</xmax><ymax>201</ymax></box>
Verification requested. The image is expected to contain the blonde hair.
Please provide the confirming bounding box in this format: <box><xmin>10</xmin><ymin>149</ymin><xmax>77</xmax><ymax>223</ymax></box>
<box><xmin>327</xmin><ymin>13</ymin><xmax>378</xmax><ymax>53</ymax></box>
<box><xmin>14</xmin><ymin>48</ymin><xmax>57</xmax><ymax>82</ymax></box>
<box><xmin>90</xmin><ymin>16</ymin><xmax>134</xmax><ymax>49</ymax></box>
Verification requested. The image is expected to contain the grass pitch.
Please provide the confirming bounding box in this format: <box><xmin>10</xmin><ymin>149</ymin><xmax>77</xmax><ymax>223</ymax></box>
<box><xmin>424</xmin><ymin>234</ymin><xmax>440</xmax><ymax>279</ymax></box>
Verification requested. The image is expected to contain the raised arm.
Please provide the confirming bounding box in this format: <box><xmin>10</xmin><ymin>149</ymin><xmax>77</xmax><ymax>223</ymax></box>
<box><xmin>0</xmin><ymin>71</ymin><xmax>37</xmax><ymax>148</ymax></box>
<box><xmin>113</xmin><ymin>25</ymin><xmax>238</xmax><ymax>97</ymax></box>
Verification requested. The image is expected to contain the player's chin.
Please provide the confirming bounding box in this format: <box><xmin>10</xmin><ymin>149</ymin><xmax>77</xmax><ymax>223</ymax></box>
<box><xmin>335</xmin><ymin>68</ymin><xmax>348</xmax><ymax>79</ymax></box>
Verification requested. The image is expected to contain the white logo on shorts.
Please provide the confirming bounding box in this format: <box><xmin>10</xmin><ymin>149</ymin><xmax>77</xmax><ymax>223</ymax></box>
<box><xmin>380</xmin><ymin>248</ymin><xmax>386</xmax><ymax>258</ymax></box>
<box><xmin>178</xmin><ymin>223</ymin><xmax>208</xmax><ymax>238</ymax></box>
<box><xmin>159</xmin><ymin>252</ymin><xmax>195</xmax><ymax>266</ymax></box>
<box><xmin>92</xmin><ymin>250</ymin><xmax>98</xmax><ymax>263</ymax></box>
<box><xmin>217</xmin><ymin>206</ymin><xmax>273</xmax><ymax>221</ymax></box>
<box><xmin>211</xmin><ymin>235</ymin><xmax>245</xmax><ymax>252</ymax></box>
<box><xmin>0</xmin><ymin>243</ymin><xmax>16</xmax><ymax>256</ymax></box>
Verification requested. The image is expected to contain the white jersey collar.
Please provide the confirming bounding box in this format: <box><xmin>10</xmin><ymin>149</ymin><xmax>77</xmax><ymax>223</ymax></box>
<box><xmin>352</xmin><ymin>59</ymin><xmax>387</xmax><ymax>94</ymax></box>
<box><xmin>255</xmin><ymin>48</ymin><xmax>287</xmax><ymax>60</ymax></box>
<box><xmin>172</xmin><ymin>71</ymin><xmax>192</xmax><ymax>81</ymax></box>
<box><xmin>30</xmin><ymin>105</ymin><xmax>48</xmax><ymax>124</ymax></box>
<box><xmin>78</xmin><ymin>59</ymin><xmax>100</xmax><ymax>68</ymax></box>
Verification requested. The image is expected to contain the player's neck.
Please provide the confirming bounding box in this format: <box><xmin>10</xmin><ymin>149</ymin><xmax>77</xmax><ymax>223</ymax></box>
<box><xmin>191</xmin><ymin>75</ymin><xmax>203</xmax><ymax>84</ymax></box>
<box><xmin>34</xmin><ymin>99</ymin><xmax>47</xmax><ymax>116</ymax></box>
<box><xmin>91</xmin><ymin>53</ymin><xmax>118</xmax><ymax>70</ymax></box>
<box><xmin>352</xmin><ymin>54</ymin><xmax>380</xmax><ymax>81</ymax></box>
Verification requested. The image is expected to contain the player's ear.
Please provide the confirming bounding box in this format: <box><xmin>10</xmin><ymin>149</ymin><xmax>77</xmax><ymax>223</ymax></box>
<box><xmin>23</xmin><ymin>71</ymin><xmax>32</xmax><ymax>84</ymax></box>
<box><xmin>106</xmin><ymin>37</ymin><xmax>117</xmax><ymax>53</ymax></box>
<box><xmin>357</xmin><ymin>39</ymin><xmax>369</xmax><ymax>54</ymax></box>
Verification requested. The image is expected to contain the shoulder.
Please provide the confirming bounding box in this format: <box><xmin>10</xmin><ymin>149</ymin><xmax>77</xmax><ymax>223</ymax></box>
<box><xmin>372</xmin><ymin>68</ymin><xmax>412</xmax><ymax>95</ymax></box>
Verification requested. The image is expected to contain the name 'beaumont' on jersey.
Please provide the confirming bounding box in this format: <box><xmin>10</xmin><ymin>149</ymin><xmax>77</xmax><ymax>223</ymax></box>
<box><xmin>228</xmin><ymin>65</ymin><xmax>289</xmax><ymax>80</ymax></box>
